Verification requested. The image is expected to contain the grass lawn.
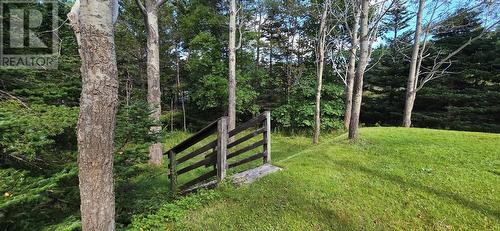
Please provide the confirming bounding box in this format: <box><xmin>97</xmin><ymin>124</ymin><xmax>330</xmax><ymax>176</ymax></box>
<box><xmin>132</xmin><ymin>127</ymin><xmax>500</xmax><ymax>230</ymax></box>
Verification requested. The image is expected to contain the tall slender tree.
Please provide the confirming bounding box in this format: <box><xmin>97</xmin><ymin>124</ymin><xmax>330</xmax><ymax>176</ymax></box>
<box><xmin>136</xmin><ymin>0</ymin><xmax>167</xmax><ymax>164</ymax></box>
<box><xmin>68</xmin><ymin>0</ymin><xmax>119</xmax><ymax>229</ymax></box>
<box><xmin>402</xmin><ymin>0</ymin><xmax>424</xmax><ymax>127</ymax></box>
<box><xmin>329</xmin><ymin>0</ymin><xmax>362</xmax><ymax>130</ymax></box>
<box><xmin>402</xmin><ymin>2</ymin><xmax>498</xmax><ymax>127</ymax></box>
<box><xmin>313</xmin><ymin>0</ymin><xmax>330</xmax><ymax>144</ymax></box>
<box><xmin>175</xmin><ymin>42</ymin><xmax>187</xmax><ymax>132</ymax></box>
<box><xmin>344</xmin><ymin>9</ymin><xmax>360</xmax><ymax>130</ymax></box>
<box><xmin>228</xmin><ymin>0</ymin><xmax>238</xmax><ymax>132</ymax></box>
<box><xmin>347</xmin><ymin>0</ymin><xmax>394</xmax><ymax>139</ymax></box>
<box><xmin>348</xmin><ymin>0</ymin><xmax>369</xmax><ymax>140</ymax></box>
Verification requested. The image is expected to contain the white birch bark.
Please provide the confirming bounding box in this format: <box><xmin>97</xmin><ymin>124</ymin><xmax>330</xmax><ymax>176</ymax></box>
<box><xmin>136</xmin><ymin>0</ymin><xmax>166</xmax><ymax>165</ymax></box>
<box><xmin>402</xmin><ymin>0</ymin><xmax>498</xmax><ymax>127</ymax></box>
<box><xmin>344</xmin><ymin>10</ymin><xmax>360</xmax><ymax>130</ymax></box>
<box><xmin>228</xmin><ymin>0</ymin><xmax>238</xmax><ymax>132</ymax></box>
<box><xmin>348</xmin><ymin>0</ymin><xmax>369</xmax><ymax>140</ymax></box>
<box><xmin>313</xmin><ymin>1</ymin><xmax>330</xmax><ymax>144</ymax></box>
<box><xmin>402</xmin><ymin>0</ymin><xmax>425</xmax><ymax>127</ymax></box>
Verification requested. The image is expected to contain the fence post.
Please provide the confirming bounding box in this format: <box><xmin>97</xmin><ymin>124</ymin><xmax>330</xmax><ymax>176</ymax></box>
<box><xmin>216</xmin><ymin>117</ymin><xmax>228</xmax><ymax>182</ymax></box>
<box><xmin>263</xmin><ymin>111</ymin><xmax>271</xmax><ymax>164</ymax></box>
<box><xmin>169</xmin><ymin>150</ymin><xmax>177</xmax><ymax>196</ymax></box>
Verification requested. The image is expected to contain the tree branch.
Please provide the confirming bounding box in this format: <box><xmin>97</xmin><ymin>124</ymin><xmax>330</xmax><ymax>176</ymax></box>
<box><xmin>416</xmin><ymin>21</ymin><xmax>498</xmax><ymax>91</ymax></box>
<box><xmin>135</xmin><ymin>0</ymin><xmax>146</xmax><ymax>15</ymax></box>
<box><xmin>156</xmin><ymin>0</ymin><xmax>167</xmax><ymax>8</ymax></box>
<box><xmin>0</xmin><ymin>90</ymin><xmax>30</xmax><ymax>108</ymax></box>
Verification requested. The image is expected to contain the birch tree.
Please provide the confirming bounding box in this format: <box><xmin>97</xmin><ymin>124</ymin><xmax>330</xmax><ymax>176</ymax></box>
<box><xmin>228</xmin><ymin>0</ymin><xmax>243</xmax><ymax>132</ymax></box>
<box><xmin>67</xmin><ymin>0</ymin><xmax>119</xmax><ymax>229</ymax></box>
<box><xmin>329</xmin><ymin>0</ymin><xmax>361</xmax><ymax>130</ymax></box>
<box><xmin>348</xmin><ymin>0</ymin><xmax>394</xmax><ymax>139</ymax></box>
<box><xmin>254</xmin><ymin>1</ymin><xmax>266</xmax><ymax>67</ymax></box>
<box><xmin>136</xmin><ymin>0</ymin><xmax>167</xmax><ymax>164</ymax></box>
<box><xmin>172</xmin><ymin>3</ymin><xmax>187</xmax><ymax>132</ymax></box>
<box><xmin>175</xmin><ymin>43</ymin><xmax>187</xmax><ymax>132</ymax></box>
<box><xmin>343</xmin><ymin>10</ymin><xmax>360</xmax><ymax>130</ymax></box>
<box><xmin>313</xmin><ymin>0</ymin><xmax>331</xmax><ymax>144</ymax></box>
<box><xmin>402</xmin><ymin>0</ymin><xmax>425</xmax><ymax>127</ymax></box>
<box><xmin>402</xmin><ymin>0</ymin><xmax>499</xmax><ymax>127</ymax></box>
<box><xmin>348</xmin><ymin>0</ymin><xmax>369</xmax><ymax>140</ymax></box>
<box><xmin>228</xmin><ymin>0</ymin><xmax>238</xmax><ymax>132</ymax></box>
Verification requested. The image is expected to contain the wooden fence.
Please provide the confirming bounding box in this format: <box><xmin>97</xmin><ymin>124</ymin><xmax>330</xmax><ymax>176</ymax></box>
<box><xmin>166</xmin><ymin>111</ymin><xmax>271</xmax><ymax>194</ymax></box>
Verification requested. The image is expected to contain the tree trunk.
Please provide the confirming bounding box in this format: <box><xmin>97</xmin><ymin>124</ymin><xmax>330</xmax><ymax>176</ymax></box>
<box><xmin>269</xmin><ymin>42</ymin><xmax>273</xmax><ymax>80</ymax></box>
<box><xmin>126</xmin><ymin>69</ymin><xmax>132</xmax><ymax>106</ymax></box>
<box><xmin>256</xmin><ymin>45</ymin><xmax>260</xmax><ymax>67</ymax></box>
<box><xmin>256</xmin><ymin>8</ymin><xmax>264</xmax><ymax>68</ymax></box>
<box><xmin>228</xmin><ymin>0</ymin><xmax>237</xmax><ymax>132</ymax></box>
<box><xmin>348</xmin><ymin>0</ymin><xmax>369</xmax><ymax>140</ymax></box>
<box><xmin>146</xmin><ymin>1</ymin><xmax>162</xmax><ymax>164</ymax></box>
<box><xmin>69</xmin><ymin>0</ymin><xmax>118</xmax><ymax>230</ymax></box>
<box><xmin>175</xmin><ymin>41</ymin><xmax>186</xmax><ymax>131</ymax></box>
<box><xmin>256</xmin><ymin>12</ymin><xmax>261</xmax><ymax>68</ymax></box>
<box><xmin>170</xmin><ymin>97</ymin><xmax>174</xmax><ymax>132</ymax></box>
<box><xmin>176</xmin><ymin>44</ymin><xmax>187</xmax><ymax>132</ymax></box>
<box><xmin>403</xmin><ymin>0</ymin><xmax>425</xmax><ymax>128</ymax></box>
<box><xmin>344</xmin><ymin>11</ymin><xmax>360</xmax><ymax>130</ymax></box>
<box><xmin>313</xmin><ymin>3</ymin><xmax>329</xmax><ymax>144</ymax></box>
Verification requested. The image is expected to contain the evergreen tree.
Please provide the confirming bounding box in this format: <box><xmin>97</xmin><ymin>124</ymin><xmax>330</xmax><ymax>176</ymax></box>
<box><xmin>414</xmin><ymin>11</ymin><xmax>500</xmax><ymax>132</ymax></box>
<box><xmin>383</xmin><ymin>0</ymin><xmax>412</xmax><ymax>55</ymax></box>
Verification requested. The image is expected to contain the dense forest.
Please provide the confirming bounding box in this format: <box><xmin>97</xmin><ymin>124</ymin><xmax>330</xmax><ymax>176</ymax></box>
<box><xmin>0</xmin><ymin>0</ymin><xmax>498</xmax><ymax>229</ymax></box>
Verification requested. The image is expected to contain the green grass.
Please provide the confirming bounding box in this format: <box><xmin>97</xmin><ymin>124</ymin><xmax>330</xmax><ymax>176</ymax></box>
<box><xmin>160</xmin><ymin>129</ymin><xmax>317</xmax><ymax>188</ymax></box>
<box><xmin>152</xmin><ymin>127</ymin><xmax>500</xmax><ymax>230</ymax></box>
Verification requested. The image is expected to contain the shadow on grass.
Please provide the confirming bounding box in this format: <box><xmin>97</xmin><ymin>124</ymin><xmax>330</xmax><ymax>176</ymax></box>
<box><xmin>214</xmin><ymin>175</ymin><xmax>359</xmax><ymax>230</ymax></box>
<box><xmin>333</xmin><ymin>160</ymin><xmax>500</xmax><ymax>220</ymax></box>
<box><xmin>277</xmin><ymin>176</ymin><xmax>359</xmax><ymax>230</ymax></box>
<box><xmin>115</xmin><ymin>164</ymin><xmax>173</xmax><ymax>227</ymax></box>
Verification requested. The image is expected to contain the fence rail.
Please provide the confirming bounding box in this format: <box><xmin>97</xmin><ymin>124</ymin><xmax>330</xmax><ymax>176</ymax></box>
<box><xmin>166</xmin><ymin>111</ymin><xmax>271</xmax><ymax>195</ymax></box>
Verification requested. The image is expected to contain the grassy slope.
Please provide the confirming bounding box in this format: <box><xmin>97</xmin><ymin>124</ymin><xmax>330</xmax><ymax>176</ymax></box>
<box><xmin>170</xmin><ymin>127</ymin><xmax>500</xmax><ymax>230</ymax></box>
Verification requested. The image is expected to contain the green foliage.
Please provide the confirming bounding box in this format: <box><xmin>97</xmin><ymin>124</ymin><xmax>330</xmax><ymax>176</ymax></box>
<box><xmin>364</xmin><ymin>9</ymin><xmax>500</xmax><ymax>133</ymax></box>
<box><xmin>128</xmin><ymin>190</ymin><xmax>220</xmax><ymax>230</ymax></box>
<box><xmin>1</xmin><ymin>1</ymin><xmax>499</xmax><ymax>230</ymax></box>
<box><xmin>189</xmin><ymin>64</ymin><xmax>227</xmax><ymax>111</ymax></box>
<box><xmin>42</xmin><ymin>216</ymin><xmax>81</xmax><ymax>231</ymax></box>
<box><xmin>235</xmin><ymin>70</ymin><xmax>260</xmax><ymax>115</ymax></box>
<box><xmin>115</xmin><ymin>101</ymin><xmax>162</xmax><ymax>151</ymax></box>
<box><xmin>412</xmin><ymin>12</ymin><xmax>500</xmax><ymax>132</ymax></box>
<box><xmin>273</xmin><ymin>72</ymin><xmax>344</xmax><ymax>132</ymax></box>
<box><xmin>114</xmin><ymin>163</ymin><xmax>169</xmax><ymax>228</ymax></box>
<box><xmin>382</xmin><ymin>0</ymin><xmax>413</xmax><ymax>46</ymax></box>
<box><xmin>0</xmin><ymin>167</ymin><xmax>79</xmax><ymax>230</ymax></box>
<box><xmin>0</xmin><ymin>101</ymin><xmax>78</xmax><ymax>165</ymax></box>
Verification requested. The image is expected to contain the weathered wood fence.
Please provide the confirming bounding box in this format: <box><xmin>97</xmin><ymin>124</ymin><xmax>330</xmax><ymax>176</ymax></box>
<box><xmin>166</xmin><ymin>111</ymin><xmax>271</xmax><ymax>194</ymax></box>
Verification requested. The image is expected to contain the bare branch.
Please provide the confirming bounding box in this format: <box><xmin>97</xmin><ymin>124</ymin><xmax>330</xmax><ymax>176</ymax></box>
<box><xmin>416</xmin><ymin>19</ymin><xmax>499</xmax><ymax>91</ymax></box>
<box><xmin>366</xmin><ymin>47</ymin><xmax>386</xmax><ymax>72</ymax></box>
<box><xmin>156</xmin><ymin>0</ymin><xmax>167</xmax><ymax>8</ymax></box>
<box><xmin>135</xmin><ymin>0</ymin><xmax>147</xmax><ymax>15</ymax></box>
<box><xmin>368</xmin><ymin>0</ymin><xmax>395</xmax><ymax>37</ymax></box>
<box><xmin>0</xmin><ymin>90</ymin><xmax>30</xmax><ymax>109</ymax></box>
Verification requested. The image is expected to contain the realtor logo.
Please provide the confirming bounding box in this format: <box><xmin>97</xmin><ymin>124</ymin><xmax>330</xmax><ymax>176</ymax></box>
<box><xmin>0</xmin><ymin>0</ymin><xmax>59</xmax><ymax>69</ymax></box>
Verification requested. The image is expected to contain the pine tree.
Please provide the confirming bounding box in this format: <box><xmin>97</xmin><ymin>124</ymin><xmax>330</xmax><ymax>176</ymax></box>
<box><xmin>414</xmin><ymin>11</ymin><xmax>500</xmax><ymax>132</ymax></box>
<box><xmin>383</xmin><ymin>0</ymin><xmax>412</xmax><ymax>55</ymax></box>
